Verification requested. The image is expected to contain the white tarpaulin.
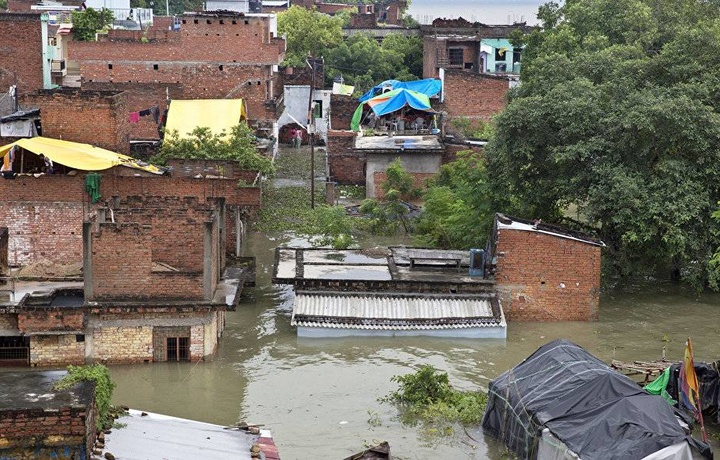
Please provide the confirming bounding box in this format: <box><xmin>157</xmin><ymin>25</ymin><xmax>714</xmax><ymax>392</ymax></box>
<box><xmin>0</xmin><ymin>119</ymin><xmax>36</xmax><ymax>138</ymax></box>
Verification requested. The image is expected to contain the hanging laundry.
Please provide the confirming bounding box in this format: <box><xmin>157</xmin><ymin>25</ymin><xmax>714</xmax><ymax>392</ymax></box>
<box><xmin>150</xmin><ymin>106</ymin><xmax>159</xmax><ymax>123</ymax></box>
<box><xmin>139</xmin><ymin>108</ymin><xmax>152</xmax><ymax>117</ymax></box>
<box><xmin>85</xmin><ymin>172</ymin><xmax>101</xmax><ymax>203</ymax></box>
<box><xmin>129</xmin><ymin>112</ymin><xmax>140</xmax><ymax>123</ymax></box>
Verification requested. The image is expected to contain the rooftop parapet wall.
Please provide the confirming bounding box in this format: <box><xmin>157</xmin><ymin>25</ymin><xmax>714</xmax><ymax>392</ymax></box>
<box><xmin>438</xmin><ymin>70</ymin><xmax>509</xmax><ymax>120</ymax></box>
<box><xmin>69</xmin><ymin>15</ymin><xmax>284</xmax><ymax>65</ymax></box>
<box><xmin>23</xmin><ymin>89</ymin><xmax>131</xmax><ymax>154</ymax></box>
<box><xmin>98</xmin><ymin>195</ymin><xmax>215</xmax><ymax>272</ymax></box>
<box><xmin>0</xmin><ymin>13</ymin><xmax>44</xmax><ymax>94</ymax></box>
<box><xmin>88</xmin><ymin>221</ymin><xmax>205</xmax><ymax>301</ymax></box>
<box><xmin>0</xmin><ymin>403</ymin><xmax>94</xmax><ymax>459</ymax></box>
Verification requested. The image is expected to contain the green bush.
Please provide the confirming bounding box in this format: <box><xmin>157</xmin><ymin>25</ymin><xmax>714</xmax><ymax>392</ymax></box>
<box><xmin>54</xmin><ymin>364</ymin><xmax>116</xmax><ymax>430</ymax></box>
<box><xmin>382</xmin><ymin>364</ymin><xmax>487</xmax><ymax>427</ymax></box>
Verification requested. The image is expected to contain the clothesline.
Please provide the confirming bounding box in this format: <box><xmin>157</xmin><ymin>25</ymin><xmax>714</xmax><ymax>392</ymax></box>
<box><xmin>128</xmin><ymin>105</ymin><xmax>159</xmax><ymax>124</ymax></box>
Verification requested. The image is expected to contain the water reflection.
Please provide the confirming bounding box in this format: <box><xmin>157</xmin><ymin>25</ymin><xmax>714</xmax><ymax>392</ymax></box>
<box><xmin>106</xmin><ymin>231</ymin><xmax>720</xmax><ymax>459</ymax></box>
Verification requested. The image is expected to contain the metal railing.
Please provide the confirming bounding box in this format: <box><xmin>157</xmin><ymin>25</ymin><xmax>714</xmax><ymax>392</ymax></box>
<box><xmin>0</xmin><ymin>347</ymin><xmax>30</xmax><ymax>366</ymax></box>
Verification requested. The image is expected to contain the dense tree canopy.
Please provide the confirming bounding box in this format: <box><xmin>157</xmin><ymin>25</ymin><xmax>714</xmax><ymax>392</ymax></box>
<box><xmin>324</xmin><ymin>33</ymin><xmax>422</xmax><ymax>92</ymax></box>
<box><xmin>278</xmin><ymin>6</ymin><xmax>344</xmax><ymax>68</ymax></box>
<box><xmin>485</xmin><ymin>0</ymin><xmax>720</xmax><ymax>286</ymax></box>
<box><xmin>71</xmin><ymin>8</ymin><xmax>114</xmax><ymax>41</ymax></box>
<box><xmin>277</xmin><ymin>7</ymin><xmax>423</xmax><ymax>93</ymax></box>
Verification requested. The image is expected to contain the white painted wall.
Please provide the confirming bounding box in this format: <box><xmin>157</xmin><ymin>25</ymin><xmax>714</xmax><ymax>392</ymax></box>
<box><xmin>277</xmin><ymin>86</ymin><xmax>331</xmax><ymax>142</ymax></box>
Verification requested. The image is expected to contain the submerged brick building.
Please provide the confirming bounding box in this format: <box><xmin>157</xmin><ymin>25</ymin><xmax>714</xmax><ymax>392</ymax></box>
<box><xmin>489</xmin><ymin>214</ymin><xmax>605</xmax><ymax>321</ymax></box>
<box><xmin>0</xmin><ymin>195</ymin><xmax>247</xmax><ymax>366</ymax></box>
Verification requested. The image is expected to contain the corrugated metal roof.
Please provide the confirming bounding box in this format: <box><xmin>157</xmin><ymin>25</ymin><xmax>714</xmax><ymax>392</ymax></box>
<box><xmin>292</xmin><ymin>292</ymin><xmax>503</xmax><ymax>330</ymax></box>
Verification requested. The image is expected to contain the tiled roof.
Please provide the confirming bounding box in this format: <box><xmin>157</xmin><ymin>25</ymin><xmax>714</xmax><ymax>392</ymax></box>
<box><xmin>292</xmin><ymin>292</ymin><xmax>504</xmax><ymax>330</ymax></box>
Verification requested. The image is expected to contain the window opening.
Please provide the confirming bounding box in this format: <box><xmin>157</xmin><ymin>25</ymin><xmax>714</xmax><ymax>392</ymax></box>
<box><xmin>448</xmin><ymin>48</ymin><xmax>463</xmax><ymax>66</ymax></box>
<box><xmin>166</xmin><ymin>337</ymin><xmax>190</xmax><ymax>361</ymax></box>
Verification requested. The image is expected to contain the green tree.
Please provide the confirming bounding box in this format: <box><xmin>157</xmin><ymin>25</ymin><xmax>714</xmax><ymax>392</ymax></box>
<box><xmin>415</xmin><ymin>151</ymin><xmax>493</xmax><ymax>249</ymax></box>
<box><xmin>324</xmin><ymin>33</ymin><xmax>420</xmax><ymax>93</ymax></box>
<box><xmin>153</xmin><ymin>124</ymin><xmax>274</xmax><ymax>175</ymax></box>
<box><xmin>278</xmin><ymin>6</ymin><xmax>343</xmax><ymax>67</ymax></box>
<box><xmin>360</xmin><ymin>158</ymin><xmax>420</xmax><ymax>234</ymax></box>
<box><xmin>485</xmin><ymin>0</ymin><xmax>720</xmax><ymax>286</ymax></box>
<box><xmin>71</xmin><ymin>8</ymin><xmax>114</xmax><ymax>41</ymax></box>
<box><xmin>0</xmin><ymin>0</ymin><xmax>8</xmax><ymax>10</ymax></box>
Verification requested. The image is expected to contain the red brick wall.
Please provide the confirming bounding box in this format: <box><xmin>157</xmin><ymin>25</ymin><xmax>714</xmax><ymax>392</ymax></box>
<box><xmin>315</xmin><ymin>2</ymin><xmax>354</xmax><ymax>15</ymax></box>
<box><xmin>494</xmin><ymin>229</ymin><xmax>602</xmax><ymax>321</ymax></box>
<box><xmin>0</xmin><ymin>13</ymin><xmax>44</xmax><ymax>94</ymax></box>
<box><xmin>110</xmin><ymin>196</ymin><xmax>211</xmax><ymax>270</ymax></box>
<box><xmin>82</xmin><ymin>81</ymin><xmax>183</xmax><ymax>140</ymax></box>
<box><xmin>100</xmin><ymin>175</ymin><xmax>261</xmax><ymax>207</ymax></box>
<box><xmin>350</xmin><ymin>13</ymin><xmax>376</xmax><ymax>28</ymax></box>
<box><xmin>0</xmin><ymin>200</ymin><xmax>84</xmax><ymax>266</ymax></box>
<box><xmin>330</xmin><ymin>94</ymin><xmax>357</xmax><ymax>130</ymax></box>
<box><xmin>439</xmin><ymin>70</ymin><xmax>509</xmax><ymax>119</ymax></box>
<box><xmin>327</xmin><ymin>130</ymin><xmax>365</xmax><ymax>185</ymax></box>
<box><xmin>0</xmin><ymin>405</ymin><xmax>92</xmax><ymax>459</ymax></box>
<box><xmin>0</xmin><ymin>173</ymin><xmax>260</xmax><ymax>266</ymax></box>
<box><xmin>68</xmin><ymin>14</ymin><xmax>284</xmax><ymax>121</ymax></box>
<box><xmin>23</xmin><ymin>89</ymin><xmax>131</xmax><ymax>154</ymax></box>
<box><xmin>18</xmin><ymin>310</ymin><xmax>84</xmax><ymax>333</ymax></box>
<box><xmin>89</xmin><ymin>221</ymin><xmax>204</xmax><ymax>300</ymax></box>
<box><xmin>166</xmin><ymin>159</ymin><xmax>259</xmax><ymax>181</ymax></box>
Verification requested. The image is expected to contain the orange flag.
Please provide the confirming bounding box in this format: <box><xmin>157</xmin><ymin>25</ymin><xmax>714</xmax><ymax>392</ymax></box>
<box><xmin>679</xmin><ymin>337</ymin><xmax>700</xmax><ymax>411</ymax></box>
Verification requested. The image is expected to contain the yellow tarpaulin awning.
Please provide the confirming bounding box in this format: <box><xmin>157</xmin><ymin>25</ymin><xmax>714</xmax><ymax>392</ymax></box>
<box><xmin>164</xmin><ymin>99</ymin><xmax>247</xmax><ymax>139</ymax></box>
<box><xmin>0</xmin><ymin>137</ymin><xmax>164</xmax><ymax>174</ymax></box>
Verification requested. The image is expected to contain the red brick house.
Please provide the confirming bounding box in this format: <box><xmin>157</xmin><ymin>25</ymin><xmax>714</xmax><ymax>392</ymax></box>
<box><xmin>67</xmin><ymin>11</ymin><xmax>285</xmax><ymax>139</ymax></box>
<box><xmin>489</xmin><ymin>213</ymin><xmax>605</xmax><ymax>321</ymax></box>
<box><xmin>0</xmin><ymin>195</ymin><xmax>247</xmax><ymax>366</ymax></box>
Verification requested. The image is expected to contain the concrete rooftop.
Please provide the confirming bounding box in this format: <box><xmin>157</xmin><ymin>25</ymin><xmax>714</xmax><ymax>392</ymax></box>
<box><xmin>274</xmin><ymin>247</ymin><xmax>493</xmax><ymax>285</ymax></box>
<box><xmin>103</xmin><ymin>410</ymin><xmax>278</xmax><ymax>460</ymax></box>
<box><xmin>0</xmin><ymin>370</ymin><xmax>93</xmax><ymax>411</ymax></box>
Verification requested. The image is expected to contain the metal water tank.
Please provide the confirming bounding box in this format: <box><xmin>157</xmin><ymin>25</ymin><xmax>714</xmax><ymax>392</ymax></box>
<box><xmin>469</xmin><ymin>248</ymin><xmax>485</xmax><ymax>277</ymax></box>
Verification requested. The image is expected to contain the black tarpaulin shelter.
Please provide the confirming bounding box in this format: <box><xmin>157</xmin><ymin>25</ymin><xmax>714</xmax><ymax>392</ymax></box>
<box><xmin>482</xmin><ymin>340</ymin><xmax>713</xmax><ymax>460</ymax></box>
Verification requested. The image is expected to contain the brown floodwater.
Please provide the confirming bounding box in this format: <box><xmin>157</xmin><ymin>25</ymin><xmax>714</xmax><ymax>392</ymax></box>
<box><xmin>107</xmin><ymin>230</ymin><xmax>720</xmax><ymax>459</ymax></box>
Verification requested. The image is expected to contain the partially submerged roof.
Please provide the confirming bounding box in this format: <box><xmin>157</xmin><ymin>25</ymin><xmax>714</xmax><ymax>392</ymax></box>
<box><xmin>0</xmin><ymin>137</ymin><xmax>164</xmax><ymax>174</ymax></box>
<box><xmin>165</xmin><ymin>99</ymin><xmax>247</xmax><ymax>139</ymax></box>
<box><xmin>0</xmin><ymin>370</ymin><xmax>93</xmax><ymax>411</ymax></box>
<box><xmin>103</xmin><ymin>410</ymin><xmax>279</xmax><ymax>460</ymax></box>
<box><xmin>354</xmin><ymin>135</ymin><xmax>443</xmax><ymax>152</ymax></box>
<box><xmin>292</xmin><ymin>291</ymin><xmax>503</xmax><ymax>331</ymax></box>
<box><xmin>495</xmin><ymin>213</ymin><xmax>605</xmax><ymax>247</ymax></box>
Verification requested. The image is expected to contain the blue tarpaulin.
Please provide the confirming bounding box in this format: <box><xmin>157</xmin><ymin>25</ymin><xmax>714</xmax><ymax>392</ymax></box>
<box><xmin>351</xmin><ymin>88</ymin><xmax>434</xmax><ymax>131</ymax></box>
<box><xmin>358</xmin><ymin>79</ymin><xmax>442</xmax><ymax>102</ymax></box>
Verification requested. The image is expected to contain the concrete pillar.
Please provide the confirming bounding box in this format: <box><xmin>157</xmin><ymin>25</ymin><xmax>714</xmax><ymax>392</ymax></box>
<box><xmin>217</xmin><ymin>198</ymin><xmax>226</xmax><ymax>273</ymax></box>
<box><xmin>82</xmin><ymin>222</ymin><xmax>93</xmax><ymax>300</ymax></box>
<box><xmin>40</xmin><ymin>13</ymin><xmax>52</xmax><ymax>89</ymax></box>
<box><xmin>203</xmin><ymin>221</ymin><xmax>213</xmax><ymax>301</ymax></box>
<box><xmin>235</xmin><ymin>207</ymin><xmax>244</xmax><ymax>257</ymax></box>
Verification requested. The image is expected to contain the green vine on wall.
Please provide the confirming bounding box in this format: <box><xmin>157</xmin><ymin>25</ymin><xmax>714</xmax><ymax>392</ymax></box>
<box><xmin>54</xmin><ymin>364</ymin><xmax>117</xmax><ymax>430</ymax></box>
